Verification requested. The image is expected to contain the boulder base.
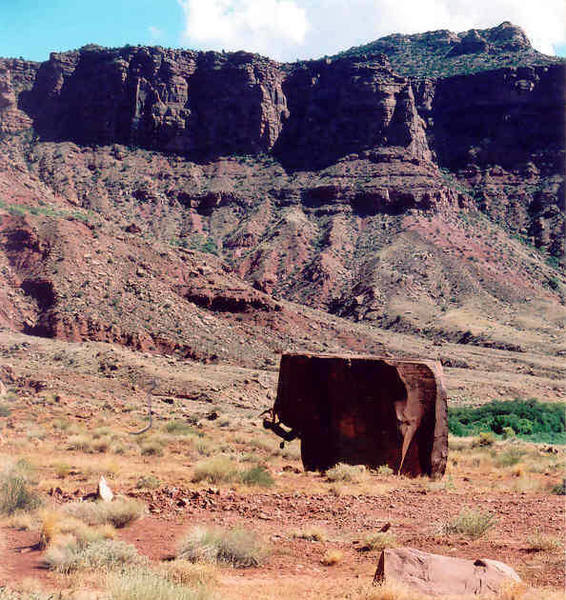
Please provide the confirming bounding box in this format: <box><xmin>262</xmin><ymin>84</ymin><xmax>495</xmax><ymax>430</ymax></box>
<box><xmin>374</xmin><ymin>547</ymin><xmax>521</xmax><ymax>596</ymax></box>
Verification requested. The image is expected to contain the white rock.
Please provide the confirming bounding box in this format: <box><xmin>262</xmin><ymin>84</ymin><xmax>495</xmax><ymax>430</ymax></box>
<box><xmin>98</xmin><ymin>475</ymin><xmax>114</xmax><ymax>502</ymax></box>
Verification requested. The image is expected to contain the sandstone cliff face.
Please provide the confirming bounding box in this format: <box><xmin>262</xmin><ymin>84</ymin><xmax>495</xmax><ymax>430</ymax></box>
<box><xmin>0</xmin><ymin>35</ymin><xmax>562</xmax><ymax>255</ymax></box>
<box><xmin>0</xmin><ymin>26</ymin><xmax>563</xmax><ymax>358</ymax></box>
<box><xmin>10</xmin><ymin>46</ymin><xmax>429</xmax><ymax>167</ymax></box>
<box><xmin>16</xmin><ymin>46</ymin><xmax>288</xmax><ymax>157</ymax></box>
<box><xmin>414</xmin><ymin>63</ymin><xmax>565</xmax><ymax>256</ymax></box>
<box><xmin>274</xmin><ymin>56</ymin><xmax>431</xmax><ymax>169</ymax></box>
<box><xmin>0</xmin><ymin>59</ymin><xmax>37</xmax><ymax>134</ymax></box>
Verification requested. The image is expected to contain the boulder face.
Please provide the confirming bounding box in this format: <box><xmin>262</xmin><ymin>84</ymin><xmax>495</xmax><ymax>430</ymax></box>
<box><xmin>266</xmin><ymin>353</ymin><xmax>448</xmax><ymax>478</ymax></box>
<box><xmin>374</xmin><ymin>547</ymin><xmax>521</xmax><ymax>596</ymax></box>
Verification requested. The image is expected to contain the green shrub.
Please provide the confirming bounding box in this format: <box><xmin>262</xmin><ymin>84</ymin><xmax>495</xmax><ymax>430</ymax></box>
<box><xmin>0</xmin><ymin>403</ymin><xmax>11</xmax><ymax>417</ymax></box>
<box><xmin>44</xmin><ymin>538</ymin><xmax>143</xmax><ymax>573</ymax></box>
<box><xmin>191</xmin><ymin>457</ymin><xmax>238</xmax><ymax>484</ymax></box>
<box><xmin>0</xmin><ymin>468</ymin><xmax>41</xmax><ymax>515</ymax></box>
<box><xmin>551</xmin><ymin>478</ymin><xmax>566</xmax><ymax>495</ymax></box>
<box><xmin>441</xmin><ymin>508</ymin><xmax>497</xmax><ymax>540</ymax></box>
<box><xmin>240</xmin><ymin>466</ymin><xmax>274</xmax><ymax>488</ymax></box>
<box><xmin>108</xmin><ymin>568</ymin><xmax>212</xmax><ymax>600</ymax></box>
<box><xmin>178</xmin><ymin>526</ymin><xmax>268</xmax><ymax>568</ymax></box>
<box><xmin>64</xmin><ymin>499</ymin><xmax>145</xmax><ymax>528</ymax></box>
<box><xmin>448</xmin><ymin>399</ymin><xmax>565</xmax><ymax>444</ymax></box>
<box><xmin>494</xmin><ymin>447</ymin><xmax>525</xmax><ymax>467</ymax></box>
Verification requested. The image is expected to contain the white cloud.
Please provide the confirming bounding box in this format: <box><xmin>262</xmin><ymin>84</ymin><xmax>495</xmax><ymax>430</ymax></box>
<box><xmin>179</xmin><ymin>0</ymin><xmax>566</xmax><ymax>60</ymax></box>
<box><xmin>178</xmin><ymin>0</ymin><xmax>309</xmax><ymax>58</ymax></box>
<box><xmin>148</xmin><ymin>26</ymin><xmax>164</xmax><ymax>42</ymax></box>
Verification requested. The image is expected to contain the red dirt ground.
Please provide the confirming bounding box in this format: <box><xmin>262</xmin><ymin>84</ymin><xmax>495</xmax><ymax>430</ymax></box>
<box><xmin>3</xmin><ymin>485</ymin><xmax>561</xmax><ymax>590</ymax></box>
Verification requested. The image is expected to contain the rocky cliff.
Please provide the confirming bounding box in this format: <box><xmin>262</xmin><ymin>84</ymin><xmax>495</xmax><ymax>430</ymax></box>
<box><xmin>0</xmin><ymin>23</ymin><xmax>563</xmax><ymax>256</ymax></box>
<box><xmin>0</xmin><ymin>23</ymin><xmax>564</xmax><ymax>365</ymax></box>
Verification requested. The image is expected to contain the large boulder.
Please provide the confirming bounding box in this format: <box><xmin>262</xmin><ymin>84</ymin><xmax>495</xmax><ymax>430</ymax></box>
<box><xmin>374</xmin><ymin>547</ymin><xmax>521</xmax><ymax>596</ymax></box>
<box><xmin>266</xmin><ymin>353</ymin><xmax>448</xmax><ymax>477</ymax></box>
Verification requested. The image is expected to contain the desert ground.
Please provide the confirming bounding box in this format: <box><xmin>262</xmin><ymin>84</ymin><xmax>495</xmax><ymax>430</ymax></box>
<box><xmin>0</xmin><ymin>329</ymin><xmax>564</xmax><ymax>600</ymax></box>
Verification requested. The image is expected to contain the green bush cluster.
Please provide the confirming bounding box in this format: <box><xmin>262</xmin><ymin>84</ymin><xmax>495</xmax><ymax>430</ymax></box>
<box><xmin>448</xmin><ymin>399</ymin><xmax>565</xmax><ymax>444</ymax></box>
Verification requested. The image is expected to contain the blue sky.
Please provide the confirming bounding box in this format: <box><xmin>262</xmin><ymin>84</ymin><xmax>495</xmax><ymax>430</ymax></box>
<box><xmin>1</xmin><ymin>0</ymin><xmax>565</xmax><ymax>62</ymax></box>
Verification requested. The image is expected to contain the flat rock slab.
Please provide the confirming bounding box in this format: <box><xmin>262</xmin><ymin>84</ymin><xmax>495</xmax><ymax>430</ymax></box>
<box><xmin>374</xmin><ymin>547</ymin><xmax>521</xmax><ymax>597</ymax></box>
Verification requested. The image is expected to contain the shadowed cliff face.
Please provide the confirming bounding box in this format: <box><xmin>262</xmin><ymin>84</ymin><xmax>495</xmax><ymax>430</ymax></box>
<box><xmin>9</xmin><ymin>47</ymin><xmax>431</xmax><ymax>168</ymax></box>
<box><xmin>19</xmin><ymin>47</ymin><xmax>289</xmax><ymax>157</ymax></box>
<box><xmin>0</xmin><ymin>39</ymin><xmax>563</xmax><ymax>178</ymax></box>
<box><xmin>273</xmin><ymin>56</ymin><xmax>431</xmax><ymax>169</ymax></box>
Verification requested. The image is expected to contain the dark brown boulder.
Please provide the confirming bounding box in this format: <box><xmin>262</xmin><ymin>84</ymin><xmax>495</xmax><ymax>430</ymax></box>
<box><xmin>264</xmin><ymin>353</ymin><xmax>448</xmax><ymax>477</ymax></box>
<box><xmin>374</xmin><ymin>547</ymin><xmax>521</xmax><ymax>596</ymax></box>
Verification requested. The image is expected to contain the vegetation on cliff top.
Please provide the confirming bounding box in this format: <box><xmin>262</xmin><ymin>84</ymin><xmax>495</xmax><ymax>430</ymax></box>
<box><xmin>338</xmin><ymin>22</ymin><xmax>564</xmax><ymax>78</ymax></box>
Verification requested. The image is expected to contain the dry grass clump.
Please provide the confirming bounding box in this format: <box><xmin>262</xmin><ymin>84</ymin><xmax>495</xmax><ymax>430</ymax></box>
<box><xmin>0</xmin><ymin>589</ymin><xmax>58</xmax><ymax>600</ymax></box>
<box><xmin>44</xmin><ymin>537</ymin><xmax>143</xmax><ymax>573</ymax></box>
<box><xmin>0</xmin><ymin>466</ymin><xmax>41</xmax><ymax>515</ymax></box>
<box><xmin>108</xmin><ymin>568</ymin><xmax>213</xmax><ymax>600</ymax></box>
<box><xmin>160</xmin><ymin>560</ymin><xmax>218</xmax><ymax>587</ymax></box>
<box><xmin>291</xmin><ymin>526</ymin><xmax>328</xmax><ymax>542</ymax></box>
<box><xmin>321</xmin><ymin>549</ymin><xmax>343</xmax><ymax>566</ymax></box>
<box><xmin>178</xmin><ymin>526</ymin><xmax>268</xmax><ymax>568</ymax></box>
<box><xmin>526</xmin><ymin>530</ymin><xmax>563</xmax><ymax>552</ymax></box>
<box><xmin>326</xmin><ymin>463</ymin><xmax>367</xmax><ymax>483</ymax></box>
<box><xmin>472</xmin><ymin>432</ymin><xmax>496</xmax><ymax>447</ymax></box>
<box><xmin>53</xmin><ymin>462</ymin><xmax>73</xmax><ymax>479</ymax></box>
<box><xmin>497</xmin><ymin>582</ymin><xmax>566</xmax><ymax>600</ymax></box>
<box><xmin>195</xmin><ymin>440</ymin><xmax>213</xmax><ymax>456</ymax></box>
<box><xmin>356</xmin><ymin>580</ymin><xmax>431</xmax><ymax>600</ymax></box>
<box><xmin>240</xmin><ymin>466</ymin><xmax>274</xmax><ymax>488</ymax></box>
<box><xmin>192</xmin><ymin>457</ymin><xmax>274</xmax><ymax>487</ymax></box>
<box><xmin>550</xmin><ymin>478</ymin><xmax>565</xmax><ymax>495</ymax></box>
<box><xmin>136</xmin><ymin>474</ymin><xmax>161</xmax><ymax>489</ymax></box>
<box><xmin>5</xmin><ymin>510</ymin><xmax>37</xmax><ymax>531</ymax></box>
<box><xmin>139</xmin><ymin>439</ymin><xmax>165</xmax><ymax>457</ymax></box>
<box><xmin>66</xmin><ymin>434</ymin><xmax>96</xmax><ymax>453</ymax></box>
<box><xmin>361</xmin><ymin>531</ymin><xmax>398</xmax><ymax>552</ymax></box>
<box><xmin>164</xmin><ymin>421</ymin><xmax>200</xmax><ymax>437</ymax></box>
<box><xmin>494</xmin><ymin>447</ymin><xmax>525</xmax><ymax>467</ymax></box>
<box><xmin>64</xmin><ymin>498</ymin><xmax>145</xmax><ymax>528</ymax></box>
<box><xmin>440</xmin><ymin>508</ymin><xmax>497</xmax><ymax>540</ymax></box>
<box><xmin>39</xmin><ymin>509</ymin><xmax>115</xmax><ymax>549</ymax></box>
<box><xmin>191</xmin><ymin>457</ymin><xmax>239</xmax><ymax>484</ymax></box>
